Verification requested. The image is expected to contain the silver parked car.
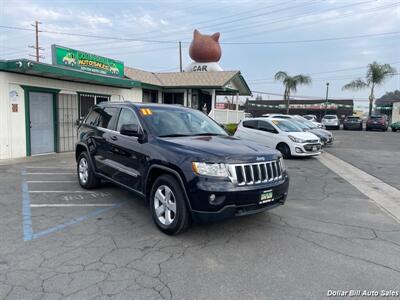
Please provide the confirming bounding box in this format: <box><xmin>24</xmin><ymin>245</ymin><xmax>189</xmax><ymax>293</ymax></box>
<box><xmin>321</xmin><ymin>115</ymin><xmax>340</xmax><ymax>130</ymax></box>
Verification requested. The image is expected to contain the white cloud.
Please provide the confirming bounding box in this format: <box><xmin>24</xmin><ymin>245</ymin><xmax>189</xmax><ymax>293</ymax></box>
<box><xmin>83</xmin><ymin>15</ymin><xmax>113</xmax><ymax>29</ymax></box>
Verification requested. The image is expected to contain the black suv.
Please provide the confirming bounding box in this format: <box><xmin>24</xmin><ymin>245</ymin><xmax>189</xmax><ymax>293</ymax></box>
<box><xmin>76</xmin><ymin>102</ymin><xmax>289</xmax><ymax>234</ymax></box>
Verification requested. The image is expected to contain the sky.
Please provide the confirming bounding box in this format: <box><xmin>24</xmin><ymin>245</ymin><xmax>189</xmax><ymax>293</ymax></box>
<box><xmin>0</xmin><ymin>0</ymin><xmax>399</xmax><ymax>107</ymax></box>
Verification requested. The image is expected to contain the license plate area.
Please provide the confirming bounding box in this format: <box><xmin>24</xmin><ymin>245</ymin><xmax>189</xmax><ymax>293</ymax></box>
<box><xmin>259</xmin><ymin>190</ymin><xmax>273</xmax><ymax>204</ymax></box>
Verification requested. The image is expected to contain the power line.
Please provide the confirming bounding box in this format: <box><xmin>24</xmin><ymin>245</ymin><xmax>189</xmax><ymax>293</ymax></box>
<box><xmin>1</xmin><ymin>25</ymin><xmax>399</xmax><ymax>46</ymax></box>
<box><xmin>219</xmin><ymin>0</ymin><xmax>374</xmax><ymax>38</ymax></box>
<box><xmin>222</xmin><ymin>31</ymin><xmax>400</xmax><ymax>45</ymax></box>
<box><xmin>247</xmin><ymin>60</ymin><xmax>400</xmax><ymax>82</ymax></box>
<box><xmin>227</xmin><ymin>1</ymin><xmax>400</xmax><ymax>41</ymax></box>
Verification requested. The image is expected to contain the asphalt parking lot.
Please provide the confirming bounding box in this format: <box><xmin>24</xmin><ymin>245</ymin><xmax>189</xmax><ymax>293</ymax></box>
<box><xmin>0</xmin><ymin>131</ymin><xmax>400</xmax><ymax>300</ymax></box>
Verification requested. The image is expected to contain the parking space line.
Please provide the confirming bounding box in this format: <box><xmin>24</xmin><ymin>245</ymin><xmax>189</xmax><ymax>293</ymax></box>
<box><xmin>317</xmin><ymin>152</ymin><xmax>400</xmax><ymax>223</ymax></box>
<box><xmin>29</xmin><ymin>191</ymin><xmax>93</xmax><ymax>193</ymax></box>
<box><xmin>30</xmin><ymin>204</ymin><xmax>117</xmax><ymax>207</ymax></box>
<box><xmin>21</xmin><ymin>170</ymin><xmax>33</xmax><ymax>241</ymax></box>
<box><xmin>26</xmin><ymin>166</ymin><xmax>75</xmax><ymax>169</ymax></box>
<box><xmin>31</xmin><ymin>203</ymin><xmax>125</xmax><ymax>240</ymax></box>
<box><xmin>21</xmin><ymin>170</ymin><xmax>126</xmax><ymax>241</ymax></box>
<box><xmin>27</xmin><ymin>181</ymin><xmax>76</xmax><ymax>183</ymax></box>
<box><xmin>25</xmin><ymin>172</ymin><xmax>75</xmax><ymax>175</ymax></box>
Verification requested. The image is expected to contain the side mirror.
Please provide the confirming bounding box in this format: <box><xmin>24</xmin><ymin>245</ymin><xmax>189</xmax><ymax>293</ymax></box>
<box><xmin>120</xmin><ymin>124</ymin><xmax>143</xmax><ymax>138</ymax></box>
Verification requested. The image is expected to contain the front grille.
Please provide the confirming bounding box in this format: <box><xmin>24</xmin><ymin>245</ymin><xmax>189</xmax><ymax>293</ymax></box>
<box><xmin>304</xmin><ymin>139</ymin><xmax>319</xmax><ymax>144</ymax></box>
<box><xmin>228</xmin><ymin>160</ymin><xmax>283</xmax><ymax>186</ymax></box>
<box><xmin>304</xmin><ymin>144</ymin><xmax>321</xmax><ymax>151</ymax></box>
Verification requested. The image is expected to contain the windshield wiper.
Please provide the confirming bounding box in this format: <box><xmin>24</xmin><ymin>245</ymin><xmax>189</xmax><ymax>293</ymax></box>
<box><xmin>191</xmin><ymin>133</ymin><xmax>226</xmax><ymax>136</ymax></box>
<box><xmin>158</xmin><ymin>134</ymin><xmax>191</xmax><ymax>137</ymax></box>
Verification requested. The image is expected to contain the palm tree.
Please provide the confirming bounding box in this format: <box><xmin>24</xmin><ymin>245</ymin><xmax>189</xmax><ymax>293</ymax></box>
<box><xmin>274</xmin><ymin>71</ymin><xmax>312</xmax><ymax>114</ymax></box>
<box><xmin>342</xmin><ymin>62</ymin><xmax>396</xmax><ymax>116</ymax></box>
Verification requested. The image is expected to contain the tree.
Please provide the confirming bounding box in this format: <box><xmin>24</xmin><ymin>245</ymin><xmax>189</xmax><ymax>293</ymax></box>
<box><xmin>342</xmin><ymin>62</ymin><xmax>397</xmax><ymax>116</ymax></box>
<box><xmin>274</xmin><ymin>71</ymin><xmax>312</xmax><ymax>114</ymax></box>
<box><xmin>377</xmin><ymin>90</ymin><xmax>400</xmax><ymax>103</ymax></box>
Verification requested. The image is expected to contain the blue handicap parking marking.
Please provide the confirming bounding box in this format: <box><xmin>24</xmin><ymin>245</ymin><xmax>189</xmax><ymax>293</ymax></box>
<box><xmin>21</xmin><ymin>169</ymin><xmax>125</xmax><ymax>241</ymax></box>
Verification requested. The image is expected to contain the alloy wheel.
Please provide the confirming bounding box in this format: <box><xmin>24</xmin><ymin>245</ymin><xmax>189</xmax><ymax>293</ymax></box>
<box><xmin>79</xmin><ymin>157</ymin><xmax>89</xmax><ymax>184</ymax></box>
<box><xmin>154</xmin><ymin>185</ymin><xmax>177</xmax><ymax>226</ymax></box>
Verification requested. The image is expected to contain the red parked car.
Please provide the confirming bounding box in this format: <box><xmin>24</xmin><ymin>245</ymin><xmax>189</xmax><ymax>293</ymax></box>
<box><xmin>366</xmin><ymin>115</ymin><xmax>388</xmax><ymax>131</ymax></box>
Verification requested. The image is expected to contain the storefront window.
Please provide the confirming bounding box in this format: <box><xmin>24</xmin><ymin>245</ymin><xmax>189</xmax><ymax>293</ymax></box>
<box><xmin>79</xmin><ymin>93</ymin><xmax>110</xmax><ymax>119</ymax></box>
<box><xmin>143</xmin><ymin>89</ymin><xmax>158</xmax><ymax>103</ymax></box>
<box><xmin>163</xmin><ymin>92</ymin><xmax>184</xmax><ymax>105</ymax></box>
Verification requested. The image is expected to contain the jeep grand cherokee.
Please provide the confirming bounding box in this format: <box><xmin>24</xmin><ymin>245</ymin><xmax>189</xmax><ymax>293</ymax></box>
<box><xmin>76</xmin><ymin>102</ymin><xmax>289</xmax><ymax>234</ymax></box>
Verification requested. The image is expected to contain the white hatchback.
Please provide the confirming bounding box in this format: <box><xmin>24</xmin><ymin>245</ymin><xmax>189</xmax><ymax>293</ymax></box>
<box><xmin>234</xmin><ymin>118</ymin><xmax>322</xmax><ymax>158</ymax></box>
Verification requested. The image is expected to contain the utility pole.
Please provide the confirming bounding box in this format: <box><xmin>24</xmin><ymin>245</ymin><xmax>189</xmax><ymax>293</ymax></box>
<box><xmin>324</xmin><ymin>82</ymin><xmax>330</xmax><ymax>116</ymax></box>
<box><xmin>179</xmin><ymin>41</ymin><xmax>182</xmax><ymax>72</ymax></box>
<box><xmin>29</xmin><ymin>20</ymin><xmax>44</xmax><ymax>62</ymax></box>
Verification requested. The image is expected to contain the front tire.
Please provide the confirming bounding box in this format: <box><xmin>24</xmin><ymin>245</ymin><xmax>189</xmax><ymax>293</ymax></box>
<box><xmin>276</xmin><ymin>143</ymin><xmax>291</xmax><ymax>159</ymax></box>
<box><xmin>392</xmin><ymin>128</ymin><xmax>397</xmax><ymax>132</ymax></box>
<box><xmin>150</xmin><ymin>175</ymin><xmax>190</xmax><ymax>235</ymax></box>
<box><xmin>77</xmin><ymin>152</ymin><xmax>100</xmax><ymax>189</ymax></box>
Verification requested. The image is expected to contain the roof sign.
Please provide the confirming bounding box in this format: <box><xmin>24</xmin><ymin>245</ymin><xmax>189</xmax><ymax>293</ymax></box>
<box><xmin>51</xmin><ymin>45</ymin><xmax>124</xmax><ymax>77</ymax></box>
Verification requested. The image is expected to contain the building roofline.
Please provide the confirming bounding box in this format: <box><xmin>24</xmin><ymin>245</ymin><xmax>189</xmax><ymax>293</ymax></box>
<box><xmin>0</xmin><ymin>59</ymin><xmax>141</xmax><ymax>89</ymax></box>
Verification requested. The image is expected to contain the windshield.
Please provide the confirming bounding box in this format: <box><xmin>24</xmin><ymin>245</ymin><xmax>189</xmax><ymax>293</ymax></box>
<box><xmin>289</xmin><ymin>119</ymin><xmax>311</xmax><ymax>130</ymax></box>
<box><xmin>272</xmin><ymin>119</ymin><xmax>303</xmax><ymax>132</ymax></box>
<box><xmin>139</xmin><ymin>106</ymin><xmax>228</xmax><ymax>137</ymax></box>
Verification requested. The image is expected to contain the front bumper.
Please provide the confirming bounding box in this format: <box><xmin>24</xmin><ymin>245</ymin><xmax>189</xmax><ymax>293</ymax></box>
<box><xmin>189</xmin><ymin>175</ymin><xmax>289</xmax><ymax>223</ymax></box>
<box><xmin>367</xmin><ymin>123</ymin><xmax>385</xmax><ymax>129</ymax></box>
<box><xmin>290</xmin><ymin>142</ymin><xmax>322</xmax><ymax>156</ymax></box>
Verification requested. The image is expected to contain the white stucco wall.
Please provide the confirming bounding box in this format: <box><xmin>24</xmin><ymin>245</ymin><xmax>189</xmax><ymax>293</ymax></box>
<box><xmin>392</xmin><ymin>102</ymin><xmax>400</xmax><ymax>123</ymax></box>
<box><xmin>0</xmin><ymin>71</ymin><xmax>142</xmax><ymax>160</ymax></box>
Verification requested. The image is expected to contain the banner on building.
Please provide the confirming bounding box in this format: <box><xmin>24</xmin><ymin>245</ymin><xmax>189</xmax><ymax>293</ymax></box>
<box><xmin>51</xmin><ymin>45</ymin><xmax>124</xmax><ymax>77</ymax></box>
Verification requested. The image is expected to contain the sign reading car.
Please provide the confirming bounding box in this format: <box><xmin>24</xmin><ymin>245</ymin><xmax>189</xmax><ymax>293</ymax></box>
<box><xmin>51</xmin><ymin>45</ymin><xmax>124</xmax><ymax>77</ymax></box>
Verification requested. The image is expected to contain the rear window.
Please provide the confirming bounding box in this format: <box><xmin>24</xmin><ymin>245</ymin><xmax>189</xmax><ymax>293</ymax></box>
<box><xmin>370</xmin><ymin>116</ymin><xmax>383</xmax><ymax>120</ymax></box>
<box><xmin>323</xmin><ymin>115</ymin><xmax>337</xmax><ymax>119</ymax></box>
<box><xmin>346</xmin><ymin>117</ymin><xmax>360</xmax><ymax>120</ymax></box>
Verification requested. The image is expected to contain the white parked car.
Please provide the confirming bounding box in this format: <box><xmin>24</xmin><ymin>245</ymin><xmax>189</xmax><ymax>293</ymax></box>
<box><xmin>234</xmin><ymin>118</ymin><xmax>322</xmax><ymax>158</ymax></box>
<box><xmin>321</xmin><ymin>115</ymin><xmax>340</xmax><ymax>129</ymax></box>
<box><xmin>264</xmin><ymin>114</ymin><xmax>324</xmax><ymax>128</ymax></box>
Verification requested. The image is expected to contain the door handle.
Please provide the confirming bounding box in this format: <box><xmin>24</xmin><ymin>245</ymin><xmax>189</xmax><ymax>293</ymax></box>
<box><xmin>110</xmin><ymin>135</ymin><xmax>118</xmax><ymax>141</ymax></box>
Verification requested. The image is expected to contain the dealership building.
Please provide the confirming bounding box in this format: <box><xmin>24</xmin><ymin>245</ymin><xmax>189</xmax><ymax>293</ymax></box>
<box><xmin>0</xmin><ymin>45</ymin><xmax>251</xmax><ymax>160</ymax></box>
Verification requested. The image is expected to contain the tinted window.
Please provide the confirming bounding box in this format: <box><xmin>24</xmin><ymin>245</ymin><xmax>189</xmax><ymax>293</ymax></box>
<box><xmin>99</xmin><ymin>107</ymin><xmax>119</xmax><ymax>130</ymax></box>
<box><xmin>323</xmin><ymin>115</ymin><xmax>337</xmax><ymax>119</ymax></box>
<box><xmin>371</xmin><ymin>115</ymin><xmax>384</xmax><ymax>120</ymax></box>
<box><xmin>258</xmin><ymin>121</ymin><xmax>276</xmax><ymax>132</ymax></box>
<box><xmin>117</xmin><ymin>108</ymin><xmax>140</xmax><ymax>132</ymax></box>
<box><xmin>84</xmin><ymin>107</ymin><xmax>103</xmax><ymax>127</ymax></box>
<box><xmin>346</xmin><ymin>117</ymin><xmax>359</xmax><ymax>120</ymax></box>
<box><xmin>243</xmin><ymin>120</ymin><xmax>258</xmax><ymax>129</ymax></box>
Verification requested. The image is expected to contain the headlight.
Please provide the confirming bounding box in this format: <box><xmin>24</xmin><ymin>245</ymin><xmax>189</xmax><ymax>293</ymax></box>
<box><xmin>192</xmin><ymin>162</ymin><xmax>229</xmax><ymax>177</ymax></box>
<box><xmin>279</xmin><ymin>157</ymin><xmax>286</xmax><ymax>172</ymax></box>
<box><xmin>288</xmin><ymin>135</ymin><xmax>305</xmax><ymax>143</ymax></box>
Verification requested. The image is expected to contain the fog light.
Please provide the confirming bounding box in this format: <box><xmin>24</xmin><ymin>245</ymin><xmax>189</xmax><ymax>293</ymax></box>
<box><xmin>208</xmin><ymin>194</ymin><xmax>225</xmax><ymax>205</ymax></box>
<box><xmin>295</xmin><ymin>147</ymin><xmax>304</xmax><ymax>153</ymax></box>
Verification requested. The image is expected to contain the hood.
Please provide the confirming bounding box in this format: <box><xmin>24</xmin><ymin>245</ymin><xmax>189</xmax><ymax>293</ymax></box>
<box><xmin>156</xmin><ymin>135</ymin><xmax>280</xmax><ymax>163</ymax></box>
<box><xmin>288</xmin><ymin>131</ymin><xmax>320</xmax><ymax>141</ymax></box>
<box><xmin>309</xmin><ymin>128</ymin><xmax>331</xmax><ymax>137</ymax></box>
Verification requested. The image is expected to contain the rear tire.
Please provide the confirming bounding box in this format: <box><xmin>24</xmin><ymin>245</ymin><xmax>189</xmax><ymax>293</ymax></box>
<box><xmin>77</xmin><ymin>152</ymin><xmax>100</xmax><ymax>189</ymax></box>
<box><xmin>150</xmin><ymin>174</ymin><xmax>190</xmax><ymax>235</ymax></box>
<box><xmin>276</xmin><ymin>143</ymin><xmax>291</xmax><ymax>159</ymax></box>
<box><xmin>392</xmin><ymin>128</ymin><xmax>397</xmax><ymax>132</ymax></box>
